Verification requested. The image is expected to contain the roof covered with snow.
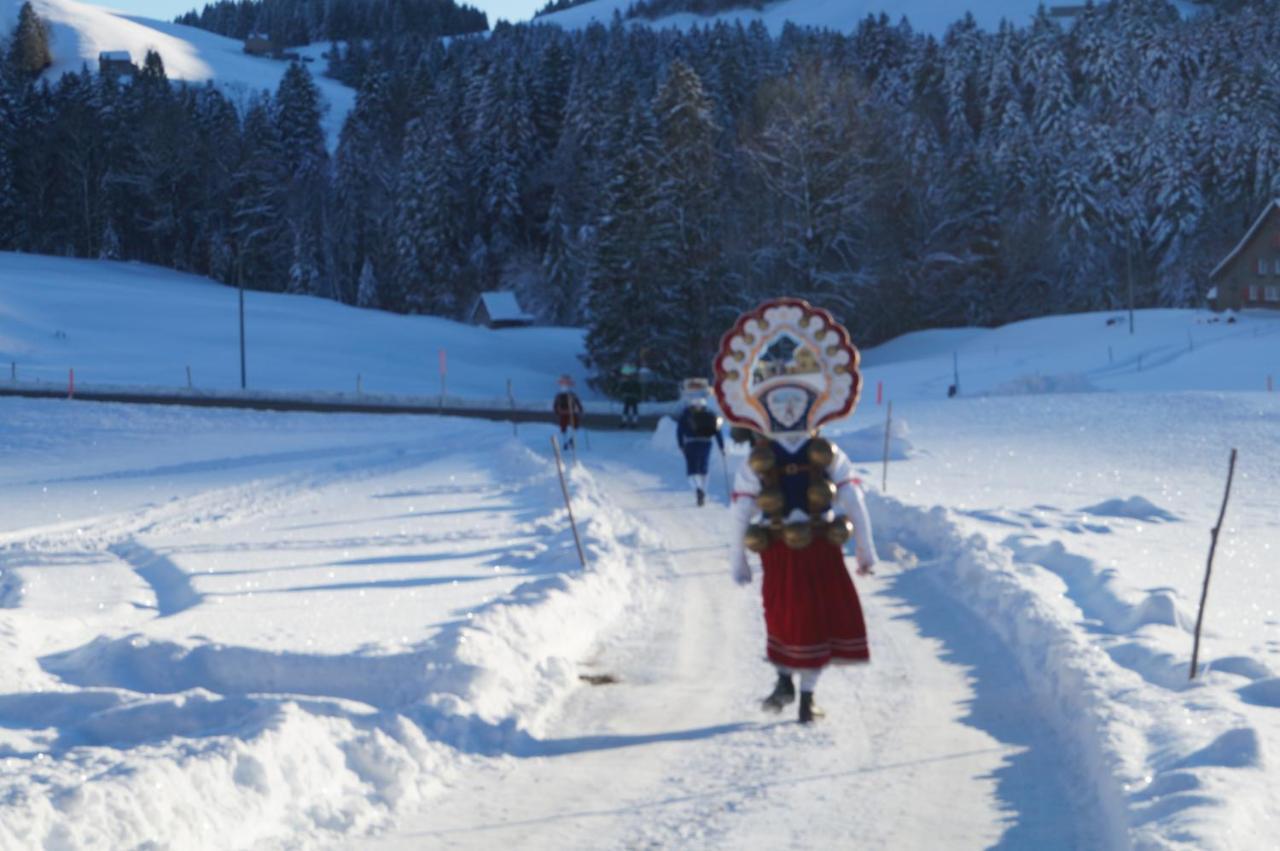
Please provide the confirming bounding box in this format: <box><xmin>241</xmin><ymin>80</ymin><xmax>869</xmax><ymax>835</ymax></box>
<box><xmin>1210</xmin><ymin>199</ymin><xmax>1280</xmax><ymax>280</ymax></box>
<box><xmin>476</xmin><ymin>291</ymin><xmax>535</xmax><ymax>323</ymax></box>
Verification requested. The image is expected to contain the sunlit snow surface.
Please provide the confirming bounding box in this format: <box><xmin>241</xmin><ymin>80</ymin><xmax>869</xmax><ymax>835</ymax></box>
<box><xmin>0</xmin><ymin>0</ymin><xmax>354</xmax><ymax>147</ymax></box>
<box><xmin>2</xmin><ymin>253</ymin><xmax>1279</xmax><ymax>849</ymax></box>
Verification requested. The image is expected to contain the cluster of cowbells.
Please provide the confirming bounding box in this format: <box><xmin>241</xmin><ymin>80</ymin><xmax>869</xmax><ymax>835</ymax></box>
<box><xmin>743</xmin><ymin>437</ymin><xmax>853</xmax><ymax>552</ymax></box>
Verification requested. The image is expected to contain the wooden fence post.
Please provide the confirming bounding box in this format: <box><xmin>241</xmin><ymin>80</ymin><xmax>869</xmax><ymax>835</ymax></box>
<box><xmin>1190</xmin><ymin>449</ymin><xmax>1239</xmax><ymax>679</ymax></box>
<box><xmin>551</xmin><ymin>435</ymin><xmax>588</xmax><ymax>569</ymax></box>
<box><xmin>881</xmin><ymin>401</ymin><xmax>893</xmax><ymax>493</ymax></box>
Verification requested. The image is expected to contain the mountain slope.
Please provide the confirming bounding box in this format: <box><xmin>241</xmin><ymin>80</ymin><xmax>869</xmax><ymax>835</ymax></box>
<box><xmin>539</xmin><ymin>0</ymin><xmax>1204</xmax><ymax>36</ymax></box>
<box><xmin>1</xmin><ymin>0</ymin><xmax>353</xmax><ymax>145</ymax></box>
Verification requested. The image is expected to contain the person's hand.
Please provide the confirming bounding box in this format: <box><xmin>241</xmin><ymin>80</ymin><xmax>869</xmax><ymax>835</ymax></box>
<box><xmin>856</xmin><ymin>557</ymin><xmax>876</xmax><ymax>576</ymax></box>
<box><xmin>732</xmin><ymin>555</ymin><xmax>752</xmax><ymax>585</ymax></box>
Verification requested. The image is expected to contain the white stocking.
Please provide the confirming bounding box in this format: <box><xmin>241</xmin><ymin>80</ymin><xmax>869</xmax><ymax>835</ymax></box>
<box><xmin>798</xmin><ymin>668</ymin><xmax>822</xmax><ymax>692</ymax></box>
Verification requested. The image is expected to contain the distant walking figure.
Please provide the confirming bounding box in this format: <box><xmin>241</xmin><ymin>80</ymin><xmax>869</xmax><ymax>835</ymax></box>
<box><xmin>619</xmin><ymin>364</ymin><xmax>641</xmax><ymax>428</ymax></box>
<box><xmin>675</xmin><ymin>378</ymin><xmax>724</xmax><ymax>506</ymax></box>
<box><xmin>553</xmin><ymin>375</ymin><xmax>584</xmax><ymax>451</ymax></box>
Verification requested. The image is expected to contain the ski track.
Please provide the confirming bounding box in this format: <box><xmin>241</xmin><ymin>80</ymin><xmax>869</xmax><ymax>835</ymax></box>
<box><xmin>361</xmin><ymin>441</ymin><xmax>1090</xmax><ymax>849</ymax></box>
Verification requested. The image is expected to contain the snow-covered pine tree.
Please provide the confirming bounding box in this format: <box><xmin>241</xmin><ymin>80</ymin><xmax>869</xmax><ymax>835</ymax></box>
<box><xmin>231</xmin><ymin>93</ymin><xmax>290</xmax><ymax>291</ymax></box>
<box><xmin>0</xmin><ymin>75</ymin><xmax>21</xmax><ymax>249</ymax></box>
<box><xmin>8</xmin><ymin>3</ymin><xmax>52</xmax><ymax>77</ymax></box>
<box><xmin>98</xmin><ymin>218</ymin><xmax>121</xmax><ymax>260</ymax></box>
<box><xmin>288</xmin><ymin>225</ymin><xmax>321</xmax><ymax>294</ymax></box>
<box><xmin>274</xmin><ymin>62</ymin><xmax>331</xmax><ymax>297</ymax></box>
<box><xmin>356</xmin><ymin>256</ymin><xmax>380</xmax><ymax>308</ymax></box>
<box><xmin>333</xmin><ymin>69</ymin><xmax>397</xmax><ymax>303</ymax></box>
<box><xmin>540</xmin><ymin>190</ymin><xmax>580</xmax><ymax>324</ymax></box>
<box><xmin>583</xmin><ymin>99</ymin><xmax>674</xmax><ymax>396</ymax></box>
<box><xmin>391</xmin><ymin>115</ymin><xmax>465</xmax><ymax>314</ymax></box>
<box><xmin>652</xmin><ymin>58</ymin><xmax>725</xmax><ymax>378</ymax></box>
<box><xmin>745</xmin><ymin>65</ymin><xmax>869</xmax><ymax>316</ymax></box>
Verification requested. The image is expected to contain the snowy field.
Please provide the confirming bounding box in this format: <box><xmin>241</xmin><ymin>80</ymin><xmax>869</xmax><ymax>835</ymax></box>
<box><xmin>1</xmin><ymin>255</ymin><xmax>1279</xmax><ymax>849</ymax></box>
<box><xmin>0</xmin><ymin>252</ymin><xmax>596</xmax><ymax>407</ymax></box>
<box><xmin>1</xmin><ymin>0</ymin><xmax>354</xmax><ymax>146</ymax></box>
<box><xmin>541</xmin><ymin>0</ymin><xmax>1207</xmax><ymax>37</ymax></box>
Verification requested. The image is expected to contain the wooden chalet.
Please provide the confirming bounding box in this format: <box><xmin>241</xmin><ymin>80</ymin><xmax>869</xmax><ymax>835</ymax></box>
<box><xmin>98</xmin><ymin>51</ymin><xmax>135</xmax><ymax>80</ymax></box>
<box><xmin>1208</xmin><ymin>200</ymin><xmax>1280</xmax><ymax>311</ymax></box>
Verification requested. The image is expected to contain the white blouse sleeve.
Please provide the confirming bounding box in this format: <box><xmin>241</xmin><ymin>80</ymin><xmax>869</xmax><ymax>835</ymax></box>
<box><xmin>727</xmin><ymin>462</ymin><xmax>760</xmax><ymax>573</ymax></box>
<box><xmin>829</xmin><ymin>444</ymin><xmax>878</xmax><ymax>568</ymax></box>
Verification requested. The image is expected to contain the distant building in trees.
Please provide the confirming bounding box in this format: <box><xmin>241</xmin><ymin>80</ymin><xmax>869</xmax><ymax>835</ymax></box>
<box><xmin>470</xmin><ymin>292</ymin><xmax>535</xmax><ymax>328</ymax></box>
<box><xmin>243</xmin><ymin>33</ymin><xmax>274</xmax><ymax>56</ymax></box>
<box><xmin>98</xmin><ymin>51</ymin><xmax>135</xmax><ymax>79</ymax></box>
<box><xmin>1209</xmin><ymin>200</ymin><xmax>1280</xmax><ymax>311</ymax></box>
<box><xmin>1048</xmin><ymin>5</ymin><xmax>1090</xmax><ymax>19</ymax></box>
<box><xmin>243</xmin><ymin>33</ymin><xmax>303</xmax><ymax>61</ymax></box>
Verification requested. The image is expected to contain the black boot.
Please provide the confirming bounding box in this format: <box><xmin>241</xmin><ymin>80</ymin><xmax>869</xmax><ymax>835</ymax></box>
<box><xmin>798</xmin><ymin>691</ymin><xmax>826</xmax><ymax>724</ymax></box>
<box><xmin>761</xmin><ymin>672</ymin><xmax>795</xmax><ymax>712</ymax></box>
<box><xmin>696</xmin><ymin>487</ymin><xmax>705</xmax><ymax>506</ymax></box>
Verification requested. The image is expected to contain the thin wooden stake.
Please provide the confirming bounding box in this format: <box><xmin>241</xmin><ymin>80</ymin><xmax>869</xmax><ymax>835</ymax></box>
<box><xmin>881</xmin><ymin>400</ymin><xmax>893</xmax><ymax>493</ymax></box>
<box><xmin>551</xmin><ymin>435</ymin><xmax>588</xmax><ymax>569</ymax></box>
<box><xmin>186</xmin><ymin>365</ymin><xmax>193</xmax><ymax>389</ymax></box>
<box><xmin>507</xmin><ymin>378</ymin><xmax>517</xmax><ymax>435</ymax></box>
<box><xmin>1190</xmin><ymin>448</ymin><xmax>1238</xmax><ymax>680</ymax></box>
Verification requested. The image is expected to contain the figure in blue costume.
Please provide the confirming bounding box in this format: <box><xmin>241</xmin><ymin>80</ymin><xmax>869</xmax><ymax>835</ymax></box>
<box><xmin>675</xmin><ymin>378</ymin><xmax>724</xmax><ymax>507</ymax></box>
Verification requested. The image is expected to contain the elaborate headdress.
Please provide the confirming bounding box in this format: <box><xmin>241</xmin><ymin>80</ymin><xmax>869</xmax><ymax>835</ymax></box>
<box><xmin>681</xmin><ymin>377</ymin><xmax>711</xmax><ymax>406</ymax></box>
<box><xmin>712</xmin><ymin>298</ymin><xmax>861</xmax><ymax>439</ymax></box>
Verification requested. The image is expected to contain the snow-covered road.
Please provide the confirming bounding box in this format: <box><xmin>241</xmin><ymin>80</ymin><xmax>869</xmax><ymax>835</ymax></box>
<box><xmin>4</xmin><ymin>388</ymin><xmax>1277</xmax><ymax>849</ymax></box>
<box><xmin>360</xmin><ymin>439</ymin><xmax>1087</xmax><ymax>850</ymax></box>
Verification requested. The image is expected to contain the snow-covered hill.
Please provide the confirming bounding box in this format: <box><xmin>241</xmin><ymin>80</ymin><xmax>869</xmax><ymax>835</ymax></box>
<box><xmin>4</xmin><ymin>252</ymin><xmax>1277</xmax><ymax>407</ymax></box>
<box><xmin>0</xmin><ymin>252</ymin><xmax>594</xmax><ymax>404</ymax></box>
<box><xmin>540</xmin><ymin>0</ymin><xmax>1204</xmax><ymax>36</ymax></box>
<box><xmin>1</xmin><ymin>0</ymin><xmax>353</xmax><ymax>146</ymax></box>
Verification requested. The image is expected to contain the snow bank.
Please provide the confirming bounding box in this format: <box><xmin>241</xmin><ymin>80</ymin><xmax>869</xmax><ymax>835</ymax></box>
<box><xmin>1080</xmin><ymin>496</ymin><xmax>1180</xmax><ymax>523</ymax></box>
<box><xmin>0</xmin><ymin>404</ymin><xmax>664</xmax><ymax>848</ymax></box>
<box><xmin>870</xmin><ymin>491</ymin><xmax>1276</xmax><ymax>849</ymax></box>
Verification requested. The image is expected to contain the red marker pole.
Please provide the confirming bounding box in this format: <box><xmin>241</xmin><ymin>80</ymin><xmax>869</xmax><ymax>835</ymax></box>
<box><xmin>1268</xmin><ymin>375</ymin><xmax>1274</xmax><ymax>393</ymax></box>
<box><xmin>438</xmin><ymin>348</ymin><xmax>447</xmax><ymax>409</ymax></box>
<box><xmin>68</xmin><ymin>368</ymin><xmax>75</xmax><ymax>399</ymax></box>
<box><xmin>876</xmin><ymin>380</ymin><xmax>883</xmax><ymax>405</ymax></box>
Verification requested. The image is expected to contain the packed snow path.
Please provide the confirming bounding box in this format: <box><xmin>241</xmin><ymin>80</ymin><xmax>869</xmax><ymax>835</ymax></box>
<box><xmin>8</xmin><ymin>390</ymin><xmax>1276</xmax><ymax>849</ymax></box>
<box><xmin>361</xmin><ymin>440</ymin><xmax>1087</xmax><ymax>850</ymax></box>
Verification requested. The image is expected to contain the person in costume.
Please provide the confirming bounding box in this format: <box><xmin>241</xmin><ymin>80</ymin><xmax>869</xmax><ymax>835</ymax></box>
<box><xmin>675</xmin><ymin>378</ymin><xmax>724</xmax><ymax>507</ymax></box>
<box><xmin>714</xmin><ymin>299</ymin><xmax>879</xmax><ymax>724</ymax></box>
<box><xmin>619</xmin><ymin>364</ymin><xmax>641</xmax><ymax>428</ymax></box>
<box><xmin>552</xmin><ymin>375</ymin><xmax>584</xmax><ymax>451</ymax></box>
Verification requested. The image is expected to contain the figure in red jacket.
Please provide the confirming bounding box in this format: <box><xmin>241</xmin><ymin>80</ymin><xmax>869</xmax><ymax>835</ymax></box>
<box><xmin>552</xmin><ymin>374</ymin><xmax>584</xmax><ymax>451</ymax></box>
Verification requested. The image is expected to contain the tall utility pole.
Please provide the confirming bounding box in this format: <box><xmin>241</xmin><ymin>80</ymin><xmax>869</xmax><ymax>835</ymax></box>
<box><xmin>237</xmin><ymin>248</ymin><xmax>247</xmax><ymax>390</ymax></box>
<box><xmin>1126</xmin><ymin>233</ymin><xmax>1136</xmax><ymax>336</ymax></box>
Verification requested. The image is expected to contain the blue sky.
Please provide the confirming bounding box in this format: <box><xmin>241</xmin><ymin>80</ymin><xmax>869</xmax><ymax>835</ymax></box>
<box><xmin>87</xmin><ymin>0</ymin><xmax>541</xmax><ymax>26</ymax></box>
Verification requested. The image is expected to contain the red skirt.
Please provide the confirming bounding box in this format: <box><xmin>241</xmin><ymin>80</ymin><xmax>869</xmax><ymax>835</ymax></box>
<box><xmin>760</xmin><ymin>538</ymin><xmax>869</xmax><ymax>669</ymax></box>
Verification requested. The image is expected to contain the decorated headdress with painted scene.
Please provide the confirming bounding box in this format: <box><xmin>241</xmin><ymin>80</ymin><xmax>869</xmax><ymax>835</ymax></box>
<box><xmin>681</xmin><ymin>377</ymin><xmax>711</xmax><ymax>406</ymax></box>
<box><xmin>712</xmin><ymin>298</ymin><xmax>860</xmax><ymax>439</ymax></box>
